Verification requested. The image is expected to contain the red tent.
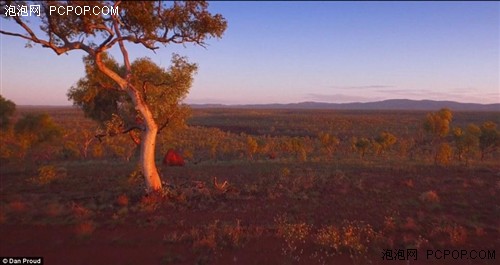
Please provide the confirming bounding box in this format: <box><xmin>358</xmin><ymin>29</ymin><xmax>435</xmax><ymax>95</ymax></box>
<box><xmin>163</xmin><ymin>149</ymin><xmax>185</xmax><ymax>167</ymax></box>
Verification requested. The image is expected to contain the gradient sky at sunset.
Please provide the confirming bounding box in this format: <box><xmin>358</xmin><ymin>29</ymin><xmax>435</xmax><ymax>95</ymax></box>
<box><xmin>1</xmin><ymin>1</ymin><xmax>499</xmax><ymax>105</ymax></box>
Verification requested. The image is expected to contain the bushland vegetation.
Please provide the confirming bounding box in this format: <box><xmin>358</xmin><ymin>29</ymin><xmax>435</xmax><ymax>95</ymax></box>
<box><xmin>1</xmin><ymin>104</ymin><xmax>498</xmax><ymax>264</ymax></box>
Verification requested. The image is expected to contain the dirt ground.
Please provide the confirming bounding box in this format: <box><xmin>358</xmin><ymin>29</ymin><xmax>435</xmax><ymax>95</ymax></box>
<box><xmin>1</xmin><ymin>108</ymin><xmax>498</xmax><ymax>264</ymax></box>
<box><xmin>1</xmin><ymin>160</ymin><xmax>498</xmax><ymax>265</ymax></box>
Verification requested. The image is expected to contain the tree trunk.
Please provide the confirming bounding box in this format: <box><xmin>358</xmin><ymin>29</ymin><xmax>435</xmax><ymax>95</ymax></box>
<box><xmin>128</xmin><ymin>89</ymin><xmax>162</xmax><ymax>192</ymax></box>
<box><xmin>95</xmin><ymin>53</ymin><xmax>162</xmax><ymax>192</ymax></box>
<box><xmin>140</xmin><ymin>120</ymin><xmax>162</xmax><ymax>191</ymax></box>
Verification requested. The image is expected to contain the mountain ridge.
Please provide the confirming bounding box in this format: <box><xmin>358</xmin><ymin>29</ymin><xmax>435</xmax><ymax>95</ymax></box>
<box><xmin>17</xmin><ymin>99</ymin><xmax>500</xmax><ymax>111</ymax></box>
<box><xmin>190</xmin><ymin>99</ymin><xmax>500</xmax><ymax>111</ymax></box>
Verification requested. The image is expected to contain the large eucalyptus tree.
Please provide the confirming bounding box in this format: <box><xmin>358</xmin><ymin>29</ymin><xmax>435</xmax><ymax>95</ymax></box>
<box><xmin>1</xmin><ymin>1</ymin><xmax>227</xmax><ymax>191</ymax></box>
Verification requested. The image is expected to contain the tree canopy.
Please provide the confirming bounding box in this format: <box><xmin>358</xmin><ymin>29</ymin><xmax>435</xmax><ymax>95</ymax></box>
<box><xmin>0</xmin><ymin>95</ymin><xmax>16</xmax><ymax>131</ymax></box>
<box><xmin>14</xmin><ymin>113</ymin><xmax>63</xmax><ymax>145</ymax></box>
<box><xmin>479</xmin><ymin>121</ymin><xmax>499</xmax><ymax>159</ymax></box>
<box><xmin>424</xmin><ymin>108</ymin><xmax>453</xmax><ymax>139</ymax></box>
<box><xmin>67</xmin><ymin>53</ymin><xmax>197</xmax><ymax>136</ymax></box>
<box><xmin>1</xmin><ymin>1</ymin><xmax>227</xmax><ymax>55</ymax></box>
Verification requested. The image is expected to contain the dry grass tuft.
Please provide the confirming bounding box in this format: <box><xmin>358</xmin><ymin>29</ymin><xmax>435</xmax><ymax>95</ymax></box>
<box><xmin>9</xmin><ymin>200</ymin><xmax>27</xmax><ymax>213</ymax></box>
<box><xmin>75</xmin><ymin>221</ymin><xmax>96</xmax><ymax>238</ymax></box>
<box><xmin>419</xmin><ymin>190</ymin><xmax>440</xmax><ymax>203</ymax></box>
<box><xmin>45</xmin><ymin>202</ymin><xmax>65</xmax><ymax>217</ymax></box>
<box><xmin>116</xmin><ymin>194</ymin><xmax>129</xmax><ymax>207</ymax></box>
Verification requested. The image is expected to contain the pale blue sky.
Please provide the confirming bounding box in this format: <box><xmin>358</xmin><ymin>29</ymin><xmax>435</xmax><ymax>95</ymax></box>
<box><xmin>1</xmin><ymin>1</ymin><xmax>499</xmax><ymax>105</ymax></box>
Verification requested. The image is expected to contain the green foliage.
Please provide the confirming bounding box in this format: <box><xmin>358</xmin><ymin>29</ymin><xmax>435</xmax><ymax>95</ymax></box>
<box><xmin>318</xmin><ymin>131</ymin><xmax>340</xmax><ymax>158</ymax></box>
<box><xmin>435</xmin><ymin>143</ymin><xmax>453</xmax><ymax>166</ymax></box>
<box><xmin>60</xmin><ymin>141</ymin><xmax>81</xmax><ymax>159</ymax></box>
<box><xmin>353</xmin><ymin>137</ymin><xmax>371</xmax><ymax>158</ymax></box>
<box><xmin>14</xmin><ymin>113</ymin><xmax>63</xmax><ymax>145</ymax></box>
<box><xmin>105</xmin><ymin>134</ymin><xmax>138</xmax><ymax>162</ymax></box>
<box><xmin>35</xmin><ymin>165</ymin><xmax>66</xmax><ymax>185</ymax></box>
<box><xmin>424</xmin><ymin>108</ymin><xmax>453</xmax><ymax>138</ymax></box>
<box><xmin>246</xmin><ymin>136</ymin><xmax>258</xmax><ymax>160</ymax></box>
<box><xmin>453</xmin><ymin>124</ymin><xmax>480</xmax><ymax>163</ymax></box>
<box><xmin>373</xmin><ymin>131</ymin><xmax>397</xmax><ymax>155</ymax></box>
<box><xmin>67</xmin><ymin>53</ymin><xmax>124</xmax><ymax>122</ymax></box>
<box><xmin>132</xmin><ymin>55</ymin><xmax>197</xmax><ymax>130</ymax></box>
<box><xmin>0</xmin><ymin>130</ymin><xmax>21</xmax><ymax>162</ymax></box>
<box><xmin>117</xmin><ymin>1</ymin><xmax>227</xmax><ymax>45</ymax></box>
<box><xmin>92</xmin><ymin>144</ymin><xmax>105</xmax><ymax>159</ymax></box>
<box><xmin>68</xmin><ymin>54</ymin><xmax>196</xmax><ymax>135</ymax></box>
<box><xmin>5</xmin><ymin>2</ymin><xmax>227</xmax><ymax>52</ymax></box>
<box><xmin>0</xmin><ymin>95</ymin><xmax>16</xmax><ymax>131</ymax></box>
<box><xmin>423</xmin><ymin>108</ymin><xmax>455</xmax><ymax>164</ymax></box>
<box><xmin>479</xmin><ymin>121</ymin><xmax>499</xmax><ymax>159</ymax></box>
<box><xmin>37</xmin><ymin>165</ymin><xmax>58</xmax><ymax>184</ymax></box>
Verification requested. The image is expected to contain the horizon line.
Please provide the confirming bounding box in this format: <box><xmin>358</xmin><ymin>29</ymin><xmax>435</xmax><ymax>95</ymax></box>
<box><xmin>14</xmin><ymin>98</ymin><xmax>500</xmax><ymax>107</ymax></box>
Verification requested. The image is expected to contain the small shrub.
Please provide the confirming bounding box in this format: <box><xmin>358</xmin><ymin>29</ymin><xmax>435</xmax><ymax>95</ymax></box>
<box><xmin>0</xmin><ymin>211</ymin><xmax>6</xmax><ymax>224</ymax></box>
<box><xmin>140</xmin><ymin>192</ymin><xmax>165</xmax><ymax>212</ymax></box>
<box><xmin>213</xmin><ymin>177</ymin><xmax>229</xmax><ymax>194</ymax></box>
<box><xmin>402</xmin><ymin>217</ymin><xmax>418</xmax><ymax>231</ymax></box>
<box><xmin>75</xmin><ymin>221</ymin><xmax>96</xmax><ymax>238</ymax></box>
<box><xmin>419</xmin><ymin>190</ymin><xmax>440</xmax><ymax>203</ymax></box>
<box><xmin>71</xmin><ymin>203</ymin><xmax>93</xmax><ymax>219</ymax></box>
<box><xmin>314</xmin><ymin>220</ymin><xmax>378</xmax><ymax>265</ymax></box>
<box><xmin>222</xmin><ymin>219</ymin><xmax>244</xmax><ymax>248</ymax></box>
<box><xmin>431</xmin><ymin>224</ymin><xmax>468</xmax><ymax>247</ymax></box>
<box><xmin>341</xmin><ymin>220</ymin><xmax>377</xmax><ymax>263</ymax></box>
<box><xmin>9</xmin><ymin>200</ymin><xmax>27</xmax><ymax>213</ymax></box>
<box><xmin>403</xmin><ymin>179</ymin><xmax>414</xmax><ymax>188</ymax></box>
<box><xmin>435</xmin><ymin>143</ymin><xmax>453</xmax><ymax>166</ymax></box>
<box><xmin>33</xmin><ymin>165</ymin><xmax>67</xmax><ymax>185</ymax></box>
<box><xmin>45</xmin><ymin>202</ymin><xmax>65</xmax><ymax>217</ymax></box>
<box><xmin>116</xmin><ymin>194</ymin><xmax>129</xmax><ymax>207</ymax></box>
<box><xmin>15</xmin><ymin>113</ymin><xmax>63</xmax><ymax>145</ymax></box>
<box><xmin>446</xmin><ymin>225</ymin><xmax>467</xmax><ymax>246</ymax></box>
<box><xmin>60</xmin><ymin>141</ymin><xmax>81</xmax><ymax>159</ymax></box>
<box><xmin>127</xmin><ymin>167</ymin><xmax>143</xmax><ymax>186</ymax></box>
<box><xmin>315</xmin><ymin>225</ymin><xmax>342</xmax><ymax>253</ymax></box>
<box><xmin>192</xmin><ymin>220</ymin><xmax>219</xmax><ymax>252</ymax></box>
<box><xmin>474</xmin><ymin>226</ymin><xmax>486</xmax><ymax>237</ymax></box>
<box><xmin>383</xmin><ymin>215</ymin><xmax>397</xmax><ymax>232</ymax></box>
<box><xmin>275</xmin><ymin>215</ymin><xmax>311</xmax><ymax>261</ymax></box>
<box><xmin>37</xmin><ymin>165</ymin><xmax>55</xmax><ymax>184</ymax></box>
<box><xmin>281</xmin><ymin>167</ymin><xmax>291</xmax><ymax>177</ymax></box>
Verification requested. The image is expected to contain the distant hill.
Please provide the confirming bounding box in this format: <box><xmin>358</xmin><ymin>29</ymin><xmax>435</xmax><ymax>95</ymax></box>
<box><xmin>191</xmin><ymin>99</ymin><xmax>500</xmax><ymax>111</ymax></box>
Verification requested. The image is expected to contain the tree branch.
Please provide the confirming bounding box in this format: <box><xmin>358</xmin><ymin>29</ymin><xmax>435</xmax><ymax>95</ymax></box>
<box><xmin>94</xmin><ymin>52</ymin><xmax>127</xmax><ymax>89</ymax></box>
<box><xmin>142</xmin><ymin>81</ymin><xmax>148</xmax><ymax>103</ymax></box>
<box><xmin>157</xmin><ymin>107</ymin><xmax>180</xmax><ymax>133</ymax></box>
<box><xmin>1</xmin><ymin>14</ymin><xmax>94</xmax><ymax>56</ymax></box>
<box><xmin>112</xmin><ymin>15</ymin><xmax>131</xmax><ymax>81</ymax></box>
<box><xmin>0</xmin><ymin>30</ymin><xmax>34</xmax><ymax>42</ymax></box>
<box><xmin>95</xmin><ymin>24</ymin><xmax>115</xmax><ymax>52</ymax></box>
<box><xmin>95</xmin><ymin>125</ymin><xmax>144</xmax><ymax>143</ymax></box>
<box><xmin>158</xmin><ymin>118</ymin><xmax>170</xmax><ymax>133</ymax></box>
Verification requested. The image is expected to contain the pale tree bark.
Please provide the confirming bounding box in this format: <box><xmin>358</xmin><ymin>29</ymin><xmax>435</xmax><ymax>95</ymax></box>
<box><xmin>127</xmin><ymin>87</ymin><xmax>162</xmax><ymax>191</ymax></box>
<box><xmin>95</xmin><ymin>52</ymin><xmax>162</xmax><ymax>192</ymax></box>
<box><xmin>139</xmin><ymin>117</ymin><xmax>161</xmax><ymax>190</ymax></box>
